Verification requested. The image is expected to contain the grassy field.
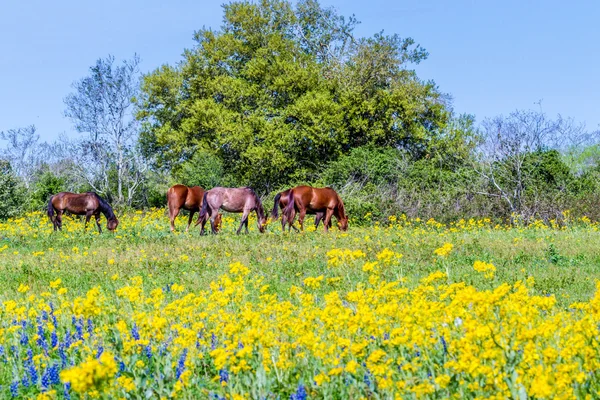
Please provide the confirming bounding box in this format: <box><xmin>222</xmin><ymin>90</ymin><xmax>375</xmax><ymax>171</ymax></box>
<box><xmin>1</xmin><ymin>210</ymin><xmax>600</xmax><ymax>398</ymax></box>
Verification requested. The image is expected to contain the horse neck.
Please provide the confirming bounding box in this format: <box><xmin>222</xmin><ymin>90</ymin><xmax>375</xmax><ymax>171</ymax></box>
<box><xmin>254</xmin><ymin>195</ymin><xmax>265</xmax><ymax>220</ymax></box>
<box><xmin>335</xmin><ymin>197</ymin><xmax>346</xmax><ymax>219</ymax></box>
<box><xmin>98</xmin><ymin>199</ymin><xmax>115</xmax><ymax>220</ymax></box>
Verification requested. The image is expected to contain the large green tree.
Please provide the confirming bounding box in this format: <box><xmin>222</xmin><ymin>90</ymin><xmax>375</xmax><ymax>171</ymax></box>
<box><xmin>137</xmin><ymin>0</ymin><xmax>449</xmax><ymax>192</ymax></box>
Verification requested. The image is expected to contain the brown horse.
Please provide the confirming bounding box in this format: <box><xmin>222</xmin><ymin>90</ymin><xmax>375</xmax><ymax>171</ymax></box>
<box><xmin>271</xmin><ymin>189</ymin><xmax>330</xmax><ymax>232</ymax></box>
<box><xmin>167</xmin><ymin>185</ymin><xmax>222</xmax><ymax>232</ymax></box>
<box><xmin>198</xmin><ymin>187</ymin><xmax>267</xmax><ymax>234</ymax></box>
<box><xmin>282</xmin><ymin>186</ymin><xmax>348</xmax><ymax>232</ymax></box>
<box><xmin>47</xmin><ymin>192</ymin><xmax>119</xmax><ymax>233</ymax></box>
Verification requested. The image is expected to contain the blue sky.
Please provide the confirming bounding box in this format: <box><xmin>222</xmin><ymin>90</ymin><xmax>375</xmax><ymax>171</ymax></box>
<box><xmin>1</xmin><ymin>0</ymin><xmax>598</xmax><ymax>142</ymax></box>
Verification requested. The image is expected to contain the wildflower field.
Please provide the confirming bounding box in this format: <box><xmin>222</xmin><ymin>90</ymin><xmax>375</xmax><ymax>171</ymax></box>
<box><xmin>2</xmin><ymin>210</ymin><xmax>600</xmax><ymax>399</ymax></box>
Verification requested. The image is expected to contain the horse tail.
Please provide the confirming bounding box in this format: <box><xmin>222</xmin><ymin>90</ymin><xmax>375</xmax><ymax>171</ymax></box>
<box><xmin>271</xmin><ymin>193</ymin><xmax>281</xmax><ymax>219</ymax></box>
<box><xmin>282</xmin><ymin>189</ymin><xmax>295</xmax><ymax>221</ymax></box>
<box><xmin>199</xmin><ymin>192</ymin><xmax>209</xmax><ymax>219</ymax></box>
<box><xmin>47</xmin><ymin>196</ymin><xmax>55</xmax><ymax>221</ymax></box>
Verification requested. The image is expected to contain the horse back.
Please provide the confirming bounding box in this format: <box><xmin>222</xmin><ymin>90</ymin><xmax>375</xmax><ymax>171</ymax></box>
<box><xmin>186</xmin><ymin>186</ymin><xmax>205</xmax><ymax>210</ymax></box>
<box><xmin>52</xmin><ymin>192</ymin><xmax>98</xmax><ymax>214</ymax></box>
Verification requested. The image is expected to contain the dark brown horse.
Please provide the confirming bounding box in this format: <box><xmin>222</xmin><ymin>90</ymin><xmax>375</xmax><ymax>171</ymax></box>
<box><xmin>47</xmin><ymin>192</ymin><xmax>119</xmax><ymax>233</ymax></box>
<box><xmin>271</xmin><ymin>189</ymin><xmax>330</xmax><ymax>232</ymax></box>
<box><xmin>167</xmin><ymin>184</ymin><xmax>222</xmax><ymax>232</ymax></box>
<box><xmin>282</xmin><ymin>186</ymin><xmax>348</xmax><ymax>232</ymax></box>
<box><xmin>198</xmin><ymin>187</ymin><xmax>267</xmax><ymax>234</ymax></box>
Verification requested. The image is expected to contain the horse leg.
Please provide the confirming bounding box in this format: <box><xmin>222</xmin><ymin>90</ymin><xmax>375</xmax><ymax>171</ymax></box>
<box><xmin>186</xmin><ymin>210</ymin><xmax>195</xmax><ymax>233</ymax></box>
<box><xmin>237</xmin><ymin>210</ymin><xmax>250</xmax><ymax>235</ymax></box>
<box><xmin>298</xmin><ymin>208</ymin><xmax>307</xmax><ymax>231</ymax></box>
<box><xmin>56</xmin><ymin>211</ymin><xmax>63</xmax><ymax>231</ymax></box>
<box><xmin>84</xmin><ymin>212</ymin><xmax>93</xmax><ymax>232</ymax></box>
<box><xmin>315</xmin><ymin>213</ymin><xmax>323</xmax><ymax>229</ymax></box>
<box><xmin>323</xmin><ymin>208</ymin><xmax>334</xmax><ymax>233</ymax></box>
<box><xmin>169</xmin><ymin>206</ymin><xmax>179</xmax><ymax>232</ymax></box>
<box><xmin>210</xmin><ymin>210</ymin><xmax>220</xmax><ymax>235</ymax></box>
<box><xmin>95</xmin><ymin>214</ymin><xmax>103</xmax><ymax>234</ymax></box>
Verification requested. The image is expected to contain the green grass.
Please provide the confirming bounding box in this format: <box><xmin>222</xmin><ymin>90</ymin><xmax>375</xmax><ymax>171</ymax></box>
<box><xmin>1</xmin><ymin>211</ymin><xmax>600</xmax><ymax>306</ymax></box>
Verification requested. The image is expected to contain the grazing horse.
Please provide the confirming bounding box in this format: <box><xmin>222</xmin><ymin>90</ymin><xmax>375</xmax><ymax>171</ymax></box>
<box><xmin>282</xmin><ymin>186</ymin><xmax>348</xmax><ymax>232</ymax></box>
<box><xmin>198</xmin><ymin>187</ymin><xmax>267</xmax><ymax>235</ymax></box>
<box><xmin>167</xmin><ymin>184</ymin><xmax>222</xmax><ymax>232</ymax></box>
<box><xmin>271</xmin><ymin>189</ymin><xmax>330</xmax><ymax>232</ymax></box>
<box><xmin>47</xmin><ymin>192</ymin><xmax>119</xmax><ymax>233</ymax></box>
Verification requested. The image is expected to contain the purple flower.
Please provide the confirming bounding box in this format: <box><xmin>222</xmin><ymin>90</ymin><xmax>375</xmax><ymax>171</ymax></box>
<box><xmin>96</xmin><ymin>346</ymin><xmax>104</xmax><ymax>359</ymax></box>
<box><xmin>219</xmin><ymin>369</ymin><xmax>229</xmax><ymax>383</ymax></box>
<box><xmin>176</xmin><ymin>349</ymin><xmax>188</xmax><ymax>380</ymax></box>
<box><xmin>131</xmin><ymin>324</ymin><xmax>140</xmax><ymax>341</ymax></box>
<box><xmin>290</xmin><ymin>384</ymin><xmax>307</xmax><ymax>400</ymax></box>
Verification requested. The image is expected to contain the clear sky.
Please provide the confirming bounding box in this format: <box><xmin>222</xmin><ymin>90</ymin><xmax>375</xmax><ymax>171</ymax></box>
<box><xmin>1</xmin><ymin>0</ymin><xmax>598</xmax><ymax>142</ymax></box>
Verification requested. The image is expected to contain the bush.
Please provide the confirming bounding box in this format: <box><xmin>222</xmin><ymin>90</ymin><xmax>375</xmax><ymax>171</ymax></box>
<box><xmin>0</xmin><ymin>161</ymin><xmax>23</xmax><ymax>219</ymax></box>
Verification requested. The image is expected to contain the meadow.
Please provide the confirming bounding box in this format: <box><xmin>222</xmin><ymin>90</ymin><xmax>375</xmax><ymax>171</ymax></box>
<box><xmin>1</xmin><ymin>210</ymin><xmax>600</xmax><ymax>399</ymax></box>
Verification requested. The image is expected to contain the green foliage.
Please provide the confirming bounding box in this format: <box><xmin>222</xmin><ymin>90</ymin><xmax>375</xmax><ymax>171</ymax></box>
<box><xmin>0</xmin><ymin>161</ymin><xmax>23</xmax><ymax>219</ymax></box>
<box><xmin>137</xmin><ymin>0</ymin><xmax>449</xmax><ymax>192</ymax></box>
<box><xmin>28</xmin><ymin>171</ymin><xmax>66</xmax><ymax>211</ymax></box>
<box><xmin>172</xmin><ymin>149</ymin><xmax>226</xmax><ymax>189</ymax></box>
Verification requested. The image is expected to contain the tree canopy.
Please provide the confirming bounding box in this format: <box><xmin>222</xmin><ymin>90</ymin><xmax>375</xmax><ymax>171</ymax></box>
<box><xmin>137</xmin><ymin>0</ymin><xmax>449</xmax><ymax>192</ymax></box>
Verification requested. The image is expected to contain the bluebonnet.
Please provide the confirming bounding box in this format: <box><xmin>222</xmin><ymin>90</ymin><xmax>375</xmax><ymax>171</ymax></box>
<box><xmin>41</xmin><ymin>368</ymin><xmax>50</xmax><ymax>392</ymax></box>
<box><xmin>219</xmin><ymin>369</ymin><xmax>229</xmax><ymax>383</ymax></box>
<box><xmin>145</xmin><ymin>345</ymin><xmax>153</xmax><ymax>359</ymax></box>
<box><xmin>37</xmin><ymin>323</ymin><xmax>48</xmax><ymax>353</ymax></box>
<box><xmin>42</xmin><ymin>310</ymin><xmax>49</xmax><ymax>321</ymax></box>
<box><xmin>0</xmin><ymin>345</ymin><xmax>4</xmax><ymax>358</ymax></box>
<box><xmin>48</xmin><ymin>364</ymin><xmax>60</xmax><ymax>385</ymax></box>
<box><xmin>59</xmin><ymin>344</ymin><xmax>68</xmax><ymax>368</ymax></box>
<box><xmin>51</xmin><ymin>314</ymin><xmax>58</xmax><ymax>329</ymax></box>
<box><xmin>441</xmin><ymin>335</ymin><xmax>448</xmax><ymax>354</ymax></box>
<box><xmin>51</xmin><ymin>330</ymin><xmax>58</xmax><ymax>348</ymax></box>
<box><xmin>96</xmin><ymin>345</ymin><xmax>104</xmax><ymax>359</ymax></box>
<box><xmin>290</xmin><ymin>383</ymin><xmax>307</xmax><ymax>400</ymax></box>
<box><xmin>64</xmin><ymin>383</ymin><xmax>71</xmax><ymax>400</ymax></box>
<box><xmin>75</xmin><ymin>318</ymin><xmax>84</xmax><ymax>341</ymax></box>
<box><xmin>176</xmin><ymin>349</ymin><xmax>188</xmax><ymax>380</ymax></box>
<box><xmin>21</xmin><ymin>374</ymin><xmax>29</xmax><ymax>388</ymax></box>
<box><xmin>211</xmin><ymin>333</ymin><xmax>217</xmax><ymax>350</ymax></box>
<box><xmin>383</xmin><ymin>332</ymin><xmax>390</xmax><ymax>340</ymax></box>
<box><xmin>131</xmin><ymin>324</ymin><xmax>140</xmax><ymax>341</ymax></box>
<box><xmin>10</xmin><ymin>381</ymin><xmax>18</xmax><ymax>397</ymax></box>
<box><xmin>119</xmin><ymin>361</ymin><xmax>126</xmax><ymax>372</ymax></box>
<box><xmin>64</xmin><ymin>329</ymin><xmax>72</xmax><ymax>348</ymax></box>
<box><xmin>19</xmin><ymin>329</ymin><xmax>28</xmax><ymax>346</ymax></box>
<box><xmin>26</xmin><ymin>349</ymin><xmax>38</xmax><ymax>385</ymax></box>
<box><xmin>87</xmin><ymin>318</ymin><xmax>94</xmax><ymax>336</ymax></box>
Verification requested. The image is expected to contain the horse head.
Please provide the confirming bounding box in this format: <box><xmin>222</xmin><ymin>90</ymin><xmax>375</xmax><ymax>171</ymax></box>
<box><xmin>258</xmin><ymin>214</ymin><xmax>268</xmax><ymax>233</ymax></box>
<box><xmin>214</xmin><ymin>213</ymin><xmax>223</xmax><ymax>232</ymax></box>
<box><xmin>107</xmin><ymin>218</ymin><xmax>119</xmax><ymax>231</ymax></box>
<box><xmin>338</xmin><ymin>215</ymin><xmax>349</xmax><ymax>231</ymax></box>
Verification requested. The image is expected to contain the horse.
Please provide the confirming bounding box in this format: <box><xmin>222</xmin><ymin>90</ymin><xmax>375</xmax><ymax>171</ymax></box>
<box><xmin>282</xmin><ymin>186</ymin><xmax>348</xmax><ymax>232</ymax></box>
<box><xmin>271</xmin><ymin>189</ymin><xmax>330</xmax><ymax>232</ymax></box>
<box><xmin>198</xmin><ymin>187</ymin><xmax>267</xmax><ymax>235</ymax></box>
<box><xmin>47</xmin><ymin>192</ymin><xmax>119</xmax><ymax>233</ymax></box>
<box><xmin>167</xmin><ymin>184</ymin><xmax>222</xmax><ymax>233</ymax></box>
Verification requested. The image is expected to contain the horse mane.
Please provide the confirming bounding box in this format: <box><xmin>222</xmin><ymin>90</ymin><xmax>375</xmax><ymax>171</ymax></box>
<box><xmin>89</xmin><ymin>192</ymin><xmax>117</xmax><ymax>220</ymax></box>
<box><xmin>335</xmin><ymin>193</ymin><xmax>347</xmax><ymax>219</ymax></box>
<box><xmin>246</xmin><ymin>187</ymin><xmax>265</xmax><ymax>220</ymax></box>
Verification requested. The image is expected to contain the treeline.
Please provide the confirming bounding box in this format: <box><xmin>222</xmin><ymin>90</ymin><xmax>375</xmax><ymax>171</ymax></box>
<box><xmin>1</xmin><ymin>0</ymin><xmax>599</xmax><ymax>223</ymax></box>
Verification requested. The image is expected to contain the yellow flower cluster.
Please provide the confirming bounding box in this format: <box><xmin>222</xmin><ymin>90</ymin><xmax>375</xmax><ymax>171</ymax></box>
<box><xmin>473</xmin><ymin>260</ymin><xmax>497</xmax><ymax>279</ymax></box>
<box><xmin>60</xmin><ymin>352</ymin><xmax>118</xmax><ymax>393</ymax></box>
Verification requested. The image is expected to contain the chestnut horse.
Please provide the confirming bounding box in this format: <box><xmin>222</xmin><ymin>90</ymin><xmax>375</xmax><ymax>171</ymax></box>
<box><xmin>167</xmin><ymin>185</ymin><xmax>222</xmax><ymax>232</ymax></box>
<box><xmin>198</xmin><ymin>187</ymin><xmax>267</xmax><ymax>234</ymax></box>
<box><xmin>282</xmin><ymin>186</ymin><xmax>348</xmax><ymax>232</ymax></box>
<box><xmin>271</xmin><ymin>189</ymin><xmax>330</xmax><ymax>232</ymax></box>
<box><xmin>47</xmin><ymin>192</ymin><xmax>119</xmax><ymax>233</ymax></box>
